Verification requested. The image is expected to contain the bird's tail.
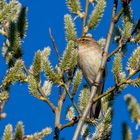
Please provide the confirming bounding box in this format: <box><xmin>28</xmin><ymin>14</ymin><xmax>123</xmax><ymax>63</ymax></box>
<box><xmin>90</xmin><ymin>82</ymin><xmax>104</xmax><ymax>119</ymax></box>
<box><xmin>90</xmin><ymin>67</ymin><xmax>106</xmax><ymax>119</ymax></box>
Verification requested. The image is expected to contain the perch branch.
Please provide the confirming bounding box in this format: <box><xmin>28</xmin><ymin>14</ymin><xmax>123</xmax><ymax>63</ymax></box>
<box><xmin>93</xmin><ymin>68</ymin><xmax>140</xmax><ymax>103</ymax></box>
<box><xmin>73</xmin><ymin>0</ymin><xmax>118</xmax><ymax>139</ymax></box>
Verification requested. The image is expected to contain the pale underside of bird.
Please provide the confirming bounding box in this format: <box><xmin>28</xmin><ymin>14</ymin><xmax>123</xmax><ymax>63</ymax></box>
<box><xmin>77</xmin><ymin>36</ymin><xmax>106</xmax><ymax>119</ymax></box>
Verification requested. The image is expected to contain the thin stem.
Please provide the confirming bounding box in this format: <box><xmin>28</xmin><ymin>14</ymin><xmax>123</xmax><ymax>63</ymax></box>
<box><xmin>73</xmin><ymin>1</ymin><xmax>118</xmax><ymax>139</ymax></box>
<box><xmin>82</xmin><ymin>0</ymin><xmax>90</xmax><ymax>35</ymax></box>
<box><xmin>61</xmin><ymin>119</ymin><xmax>78</xmax><ymax>130</ymax></box>
<box><xmin>108</xmin><ymin>39</ymin><xmax>123</xmax><ymax>58</ymax></box>
<box><xmin>54</xmin><ymin>78</ymin><xmax>73</xmax><ymax>139</ymax></box>
<box><xmin>63</xmin><ymin>84</ymin><xmax>81</xmax><ymax>116</ymax></box>
<box><xmin>38</xmin><ymin>88</ymin><xmax>56</xmax><ymax>112</ymax></box>
<box><xmin>49</xmin><ymin>28</ymin><xmax>61</xmax><ymax>63</ymax></box>
<box><xmin>93</xmin><ymin>68</ymin><xmax>140</xmax><ymax>103</ymax></box>
<box><xmin>114</xmin><ymin>7</ymin><xmax>124</xmax><ymax>23</ymax></box>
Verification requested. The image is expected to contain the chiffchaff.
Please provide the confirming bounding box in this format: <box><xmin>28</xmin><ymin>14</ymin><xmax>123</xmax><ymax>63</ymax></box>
<box><xmin>77</xmin><ymin>35</ymin><xmax>106</xmax><ymax>119</ymax></box>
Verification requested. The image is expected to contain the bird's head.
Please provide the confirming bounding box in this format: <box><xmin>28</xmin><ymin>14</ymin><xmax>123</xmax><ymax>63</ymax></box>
<box><xmin>75</xmin><ymin>34</ymin><xmax>98</xmax><ymax>48</ymax></box>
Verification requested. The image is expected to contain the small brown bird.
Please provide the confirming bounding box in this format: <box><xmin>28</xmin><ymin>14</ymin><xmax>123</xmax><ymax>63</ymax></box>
<box><xmin>77</xmin><ymin>35</ymin><xmax>106</xmax><ymax>119</ymax></box>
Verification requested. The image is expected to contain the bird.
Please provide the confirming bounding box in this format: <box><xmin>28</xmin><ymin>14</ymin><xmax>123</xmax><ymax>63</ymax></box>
<box><xmin>76</xmin><ymin>35</ymin><xmax>106</xmax><ymax>119</ymax></box>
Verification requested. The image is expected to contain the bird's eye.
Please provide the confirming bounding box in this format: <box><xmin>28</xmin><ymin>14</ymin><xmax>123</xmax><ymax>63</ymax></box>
<box><xmin>82</xmin><ymin>38</ymin><xmax>85</xmax><ymax>41</ymax></box>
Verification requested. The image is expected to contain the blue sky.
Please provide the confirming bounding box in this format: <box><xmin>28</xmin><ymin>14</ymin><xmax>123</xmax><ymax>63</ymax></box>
<box><xmin>0</xmin><ymin>0</ymin><xmax>140</xmax><ymax>139</ymax></box>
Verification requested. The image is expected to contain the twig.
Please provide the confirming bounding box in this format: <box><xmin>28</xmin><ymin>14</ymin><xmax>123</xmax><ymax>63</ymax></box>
<box><xmin>73</xmin><ymin>0</ymin><xmax>118</xmax><ymax>139</ymax></box>
<box><xmin>49</xmin><ymin>28</ymin><xmax>61</xmax><ymax>63</ymax></box>
<box><xmin>107</xmin><ymin>39</ymin><xmax>123</xmax><ymax>58</ymax></box>
<box><xmin>60</xmin><ymin>117</ymin><xmax>79</xmax><ymax>130</ymax></box>
<box><xmin>62</xmin><ymin>83</ymin><xmax>81</xmax><ymax>116</ymax></box>
<box><xmin>22</xmin><ymin>63</ymin><xmax>56</xmax><ymax>113</ymax></box>
<box><xmin>114</xmin><ymin>7</ymin><xmax>124</xmax><ymax>23</ymax></box>
<box><xmin>54</xmin><ymin>77</ymin><xmax>73</xmax><ymax>139</ymax></box>
<box><xmin>60</xmin><ymin>116</ymin><xmax>97</xmax><ymax>131</ymax></box>
<box><xmin>82</xmin><ymin>0</ymin><xmax>90</xmax><ymax>35</ymax></box>
<box><xmin>93</xmin><ymin>68</ymin><xmax>140</xmax><ymax>104</ymax></box>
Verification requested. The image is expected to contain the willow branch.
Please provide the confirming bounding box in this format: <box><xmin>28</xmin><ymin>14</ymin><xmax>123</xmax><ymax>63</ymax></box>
<box><xmin>61</xmin><ymin>118</ymin><xmax>78</xmax><ymax>130</ymax></box>
<box><xmin>114</xmin><ymin>8</ymin><xmax>124</xmax><ymax>23</ymax></box>
<box><xmin>108</xmin><ymin>39</ymin><xmax>123</xmax><ymax>58</ymax></box>
<box><xmin>49</xmin><ymin>28</ymin><xmax>61</xmax><ymax>63</ymax></box>
<box><xmin>62</xmin><ymin>83</ymin><xmax>81</xmax><ymax>116</ymax></box>
<box><xmin>82</xmin><ymin>0</ymin><xmax>89</xmax><ymax>35</ymax></box>
<box><xmin>60</xmin><ymin>116</ymin><xmax>98</xmax><ymax>131</ymax></box>
<box><xmin>73</xmin><ymin>1</ymin><xmax>118</xmax><ymax>139</ymax></box>
<box><xmin>22</xmin><ymin>63</ymin><xmax>56</xmax><ymax>113</ymax></box>
<box><xmin>93</xmin><ymin>68</ymin><xmax>140</xmax><ymax>104</ymax></box>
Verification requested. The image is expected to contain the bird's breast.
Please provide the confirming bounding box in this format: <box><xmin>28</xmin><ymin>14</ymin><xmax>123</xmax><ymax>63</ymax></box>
<box><xmin>78</xmin><ymin>46</ymin><xmax>102</xmax><ymax>85</ymax></box>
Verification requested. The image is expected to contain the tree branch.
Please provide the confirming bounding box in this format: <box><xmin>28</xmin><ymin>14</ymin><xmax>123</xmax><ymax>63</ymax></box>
<box><xmin>107</xmin><ymin>39</ymin><xmax>123</xmax><ymax>58</ymax></box>
<box><xmin>82</xmin><ymin>0</ymin><xmax>90</xmax><ymax>35</ymax></box>
<box><xmin>93</xmin><ymin>68</ymin><xmax>140</xmax><ymax>104</ymax></box>
<box><xmin>62</xmin><ymin>83</ymin><xmax>81</xmax><ymax>116</ymax></box>
<box><xmin>49</xmin><ymin>28</ymin><xmax>61</xmax><ymax>63</ymax></box>
<box><xmin>73</xmin><ymin>0</ymin><xmax>118</xmax><ymax>139</ymax></box>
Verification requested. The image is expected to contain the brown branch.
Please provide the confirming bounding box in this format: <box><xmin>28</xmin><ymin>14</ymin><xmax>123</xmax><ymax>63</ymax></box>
<box><xmin>54</xmin><ymin>77</ymin><xmax>73</xmax><ymax>139</ymax></box>
<box><xmin>82</xmin><ymin>0</ymin><xmax>90</xmax><ymax>35</ymax></box>
<box><xmin>60</xmin><ymin>116</ymin><xmax>98</xmax><ymax>131</ymax></box>
<box><xmin>73</xmin><ymin>0</ymin><xmax>118</xmax><ymax>139</ymax></box>
<box><xmin>22</xmin><ymin>63</ymin><xmax>56</xmax><ymax>113</ymax></box>
<box><xmin>49</xmin><ymin>28</ymin><xmax>61</xmax><ymax>63</ymax></box>
<box><xmin>107</xmin><ymin>39</ymin><xmax>123</xmax><ymax>58</ymax></box>
<box><xmin>60</xmin><ymin>117</ymin><xmax>78</xmax><ymax>130</ymax></box>
<box><xmin>62</xmin><ymin>83</ymin><xmax>81</xmax><ymax>116</ymax></box>
<box><xmin>93</xmin><ymin>68</ymin><xmax>140</xmax><ymax>104</ymax></box>
<box><xmin>114</xmin><ymin>7</ymin><xmax>124</xmax><ymax>23</ymax></box>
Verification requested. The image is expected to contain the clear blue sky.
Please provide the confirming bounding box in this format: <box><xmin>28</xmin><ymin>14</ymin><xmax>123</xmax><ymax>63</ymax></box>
<box><xmin>0</xmin><ymin>0</ymin><xmax>140</xmax><ymax>139</ymax></box>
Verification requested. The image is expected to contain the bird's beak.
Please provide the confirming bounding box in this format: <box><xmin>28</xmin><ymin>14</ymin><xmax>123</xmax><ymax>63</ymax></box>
<box><xmin>72</xmin><ymin>38</ymin><xmax>78</xmax><ymax>43</ymax></box>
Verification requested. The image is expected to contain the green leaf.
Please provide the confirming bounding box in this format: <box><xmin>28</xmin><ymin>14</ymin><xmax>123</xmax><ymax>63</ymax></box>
<box><xmin>125</xmin><ymin>94</ymin><xmax>140</xmax><ymax>122</ymax></box>
<box><xmin>0</xmin><ymin>0</ymin><xmax>21</xmax><ymax>30</ymax></box>
<box><xmin>28</xmin><ymin>74</ymin><xmax>38</xmax><ymax>96</ymax></box>
<box><xmin>72</xmin><ymin>70</ymin><xmax>82</xmax><ymax>96</ymax></box>
<box><xmin>8</xmin><ymin>22</ymin><xmax>22</xmax><ymax>66</ymax></box>
<box><xmin>2</xmin><ymin>60</ymin><xmax>26</xmax><ymax>89</ymax></box>
<box><xmin>32</xmin><ymin>50</ymin><xmax>42</xmax><ymax>82</ymax></box>
<box><xmin>78</xmin><ymin>87</ymin><xmax>89</xmax><ymax>112</ymax></box>
<box><xmin>88</xmin><ymin>0</ymin><xmax>106</xmax><ymax>29</ymax></box>
<box><xmin>0</xmin><ymin>0</ymin><xmax>6</xmax><ymax>10</ymax></box>
<box><xmin>81</xmin><ymin>124</ymin><xmax>89</xmax><ymax>139</ymax></box>
<box><xmin>112</xmin><ymin>53</ymin><xmax>126</xmax><ymax>85</ymax></box>
<box><xmin>42</xmin><ymin>81</ymin><xmax>52</xmax><ymax>96</ymax></box>
<box><xmin>129</xmin><ymin>76</ymin><xmax>140</xmax><ymax>87</ymax></box>
<box><xmin>60</xmin><ymin>40</ymin><xmax>76</xmax><ymax>71</ymax></box>
<box><xmin>66</xmin><ymin>0</ymin><xmax>81</xmax><ymax>14</ymax></box>
<box><xmin>64</xmin><ymin>14</ymin><xmax>77</xmax><ymax>42</ymax></box>
<box><xmin>0</xmin><ymin>90</ymin><xmax>9</xmax><ymax>101</ymax></box>
<box><xmin>43</xmin><ymin>58</ymin><xmax>59</xmax><ymax>84</ymax></box>
<box><xmin>122</xmin><ymin>123</ymin><xmax>132</xmax><ymax>140</ymax></box>
<box><xmin>25</xmin><ymin>127</ymin><xmax>52</xmax><ymax>140</ymax></box>
<box><xmin>2</xmin><ymin>124</ymin><xmax>13</xmax><ymax>140</ymax></box>
<box><xmin>41</xmin><ymin>47</ymin><xmax>59</xmax><ymax>83</ymax></box>
<box><xmin>123</xmin><ymin>5</ymin><xmax>133</xmax><ymax>42</ymax></box>
<box><xmin>68</xmin><ymin>49</ymin><xmax>78</xmax><ymax>69</ymax></box>
<box><xmin>92</xmin><ymin>108</ymin><xmax>112</xmax><ymax>140</ymax></box>
<box><xmin>17</xmin><ymin>7</ymin><xmax>28</xmax><ymax>39</ymax></box>
<box><xmin>66</xmin><ymin>106</ymin><xmax>75</xmax><ymax>121</ymax></box>
<box><xmin>14</xmin><ymin>122</ymin><xmax>24</xmax><ymax>140</ymax></box>
<box><xmin>127</xmin><ymin>47</ymin><xmax>140</xmax><ymax>74</ymax></box>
